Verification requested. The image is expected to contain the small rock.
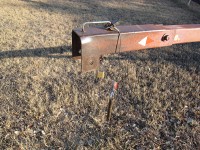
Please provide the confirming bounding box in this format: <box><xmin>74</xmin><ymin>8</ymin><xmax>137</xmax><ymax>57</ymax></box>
<box><xmin>187</xmin><ymin>117</ymin><xmax>193</xmax><ymax>124</ymax></box>
<box><xmin>166</xmin><ymin>141</ymin><xmax>171</xmax><ymax>145</ymax></box>
<box><xmin>5</xmin><ymin>134</ymin><xmax>10</xmax><ymax>139</ymax></box>
<box><xmin>41</xmin><ymin>130</ymin><xmax>45</xmax><ymax>135</ymax></box>
<box><xmin>187</xmin><ymin>118</ymin><xmax>197</xmax><ymax>126</ymax></box>
<box><xmin>87</xmin><ymin>139</ymin><xmax>93</xmax><ymax>146</ymax></box>
<box><xmin>79</xmin><ymin>140</ymin><xmax>84</xmax><ymax>146</ymax></box>
<box><xmin>14</xmin><ymin>131</ymin><xmax>20</xmax><ymax>135</ymax></box>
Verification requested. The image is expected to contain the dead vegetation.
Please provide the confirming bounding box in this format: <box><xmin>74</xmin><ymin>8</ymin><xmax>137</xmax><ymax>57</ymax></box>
<box><xmin>0</xmin><ymin>0</ymin><xmax>200</xmax><ymax>149</ymax></box>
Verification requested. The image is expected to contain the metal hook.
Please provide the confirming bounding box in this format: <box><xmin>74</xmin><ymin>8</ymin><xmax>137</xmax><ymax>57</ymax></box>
<box><xmin>82</xmin><ymin>21</ymin><xmax>112</xmax><ymax>32</ymax></box>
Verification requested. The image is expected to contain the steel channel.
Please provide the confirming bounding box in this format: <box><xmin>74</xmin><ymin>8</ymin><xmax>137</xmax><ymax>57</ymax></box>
<box><xmin>72</xmin><ymin>24</ymin><xmax>200</xmax><ymax>72</ymax></box>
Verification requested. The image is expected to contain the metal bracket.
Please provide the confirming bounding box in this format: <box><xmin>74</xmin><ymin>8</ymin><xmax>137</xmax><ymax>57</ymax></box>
<box><xmin>82</xmin><ymin>21</ymin><xmax>112</xmax><ymax>32</ymax></box>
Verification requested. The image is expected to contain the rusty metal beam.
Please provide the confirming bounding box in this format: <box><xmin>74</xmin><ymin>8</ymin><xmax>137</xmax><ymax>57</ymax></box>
<box><xmin>72</xmin><ymin>23</ymin><xmax>200</xmax><ymax>72</ymax></box>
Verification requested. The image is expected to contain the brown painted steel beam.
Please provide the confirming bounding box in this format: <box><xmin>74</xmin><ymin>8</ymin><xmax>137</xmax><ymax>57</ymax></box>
<box><xmin>72</xmin><ymin>23</ymin><xmax>200</xmax><ymax>72</ymax></box>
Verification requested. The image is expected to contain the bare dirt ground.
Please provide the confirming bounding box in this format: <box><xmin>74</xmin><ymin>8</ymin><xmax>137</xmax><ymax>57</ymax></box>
<box><xmin>0</xmin><ymin>0</ymin><xmax>200</xmax><ymax>149</ymax></box>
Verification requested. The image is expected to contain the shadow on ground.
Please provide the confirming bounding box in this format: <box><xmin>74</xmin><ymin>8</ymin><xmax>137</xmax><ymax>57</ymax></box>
<box><xmin>20</xmin><ymin>0</ymin><xmax>200</xmax><ymax>24</ymax></box>
<box><xmin>116</xmin><ymin>43</ymin><xmax>200</xmax><ymax>72</ymax></box>
<box><xmin>0</xmin><ymin>46</ymin><xmax>71</xmax><ymax>59</ymax></box>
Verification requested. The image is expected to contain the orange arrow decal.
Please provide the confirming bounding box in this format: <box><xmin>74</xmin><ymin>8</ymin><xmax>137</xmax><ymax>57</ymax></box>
<box><xmin>139</xmin><ymin>36</ymin><xmax>154</xmax><ymax>46</ymax></box>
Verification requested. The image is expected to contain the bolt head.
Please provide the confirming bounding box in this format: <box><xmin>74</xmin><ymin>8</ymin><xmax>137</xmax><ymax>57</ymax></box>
<box><xmin>89</xmin><ymin>60</ymin><xmax>94</xmax><ymax>65</ymax></box>
<box><xmin>162</xmin><ymin>35</ymin><xmax>170</xmax><ymax>41</ymax></box>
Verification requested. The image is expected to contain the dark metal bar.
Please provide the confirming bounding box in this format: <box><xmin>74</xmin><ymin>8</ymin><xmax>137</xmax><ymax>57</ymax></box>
<box><xmin>107</xmin><ymin>98</ymin><xmax>113</xmax><ymax>121</ymax></box>
<box><xmin>72</xmin><ymin>24</ymin><xmax>200</xmax><ymax>72</ymax></box>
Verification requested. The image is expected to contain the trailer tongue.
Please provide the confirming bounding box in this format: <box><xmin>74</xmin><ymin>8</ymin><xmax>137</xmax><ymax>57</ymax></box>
<box><xmin>72</xmin><ymin>22</ymin><xmax>200</xmax><ymax>72</ymax></box>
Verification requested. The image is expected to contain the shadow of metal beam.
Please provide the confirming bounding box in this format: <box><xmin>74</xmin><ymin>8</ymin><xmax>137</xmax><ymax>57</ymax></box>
<box><xmin>0</xmin><ymin>46</ymin><xmax>71</xmax><ymax>59</ymax></box>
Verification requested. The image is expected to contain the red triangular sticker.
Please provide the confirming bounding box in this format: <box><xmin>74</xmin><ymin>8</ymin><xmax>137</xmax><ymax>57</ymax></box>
<box><xmin>146</xmin><ymin>37</ymin><xmax>154</xmax><ymax>44</ymax></box>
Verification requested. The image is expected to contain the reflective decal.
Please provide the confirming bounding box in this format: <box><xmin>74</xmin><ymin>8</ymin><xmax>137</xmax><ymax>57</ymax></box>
<box><xmin>174</xmin><ymin>35</ymin><xmax>180</xmax><ymax>41</ymax></box>
<box><xmin>139</xmin><ymin>36</ymin><xmax>154</xmax><ymax>46</ymax></box>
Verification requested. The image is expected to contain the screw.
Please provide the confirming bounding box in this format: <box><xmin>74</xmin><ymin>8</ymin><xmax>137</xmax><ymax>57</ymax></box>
<box><xmin>89</xmin><ymin>60</ymin><xmax>94</xmax><ymax>65</ymax></box>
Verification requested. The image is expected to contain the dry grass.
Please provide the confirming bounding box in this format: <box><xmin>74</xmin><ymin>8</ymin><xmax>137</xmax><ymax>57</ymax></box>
<box><xmin>0</xmin><ymin>0</ymin><xmax>200</xmax><ymax>149</ymax></box>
